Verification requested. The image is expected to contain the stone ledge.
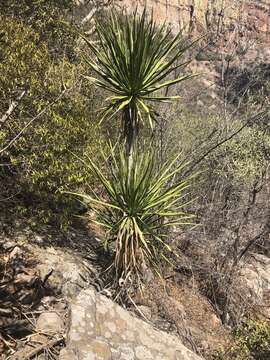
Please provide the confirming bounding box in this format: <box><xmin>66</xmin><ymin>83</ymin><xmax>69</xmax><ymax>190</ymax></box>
<box><xmin>60</xmin><ymin>289</ymin><xmax>204</xmax><ymax>360</ymax></box>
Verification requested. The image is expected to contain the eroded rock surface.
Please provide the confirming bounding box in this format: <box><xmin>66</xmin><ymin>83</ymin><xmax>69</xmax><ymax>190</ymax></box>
<box><xmin>0</xmin><ymin>229</ymin><xmax>99</xmax><ymax>300</ymax></box>
<box><xmin>241</xmin><ymin>254</ymin><xmax>270</xmax><ymax>303</ymax></box>
<box><xmin>60</xmin><ymin>289</ymin><xmax>203</xmax><ymax>360</ymax></box>
<box><xmin>35</xmin><ymin>246</ymin><xmax>97</xmax><ymax>299</ymax></box>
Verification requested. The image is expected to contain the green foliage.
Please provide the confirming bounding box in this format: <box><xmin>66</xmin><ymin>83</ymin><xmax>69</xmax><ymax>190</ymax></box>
<box><xmin>224</xmin><ymin>125</ymin><xmax>270</xmax><ymax>184</ymax></box>
<box><xmin>16</xmin><ymin>60</ymin><xmax>102</xmax><ymax>193</ymax></box>
<box><xmin>0</xmin><ymin>0</ymin><xmax>74</xmax><ymax>58</ymax></box>
<box><xmin>0</xmin><ymin>16</ymin><xmax>49</xmax><ymax>103</ymax></box>
<box><xmin>0</xmin><ymin>11</ymin><xmax>105</xmax><ymax>228</ymax></box>
<box><xmin>234</xmin><ymin>319</ymin><xmax>270</xmax><ymax>358</ymax></box>
<box><xmin>73</xmin><ymin>147</ymin><xmax>194</xmax><ymax>282</ymax></box>
<box><xmin>213</xmin><ymin>320</ymin><xmax>270</xmax><ymax>360</ymax></box>
<box><xmin>162</xmin><ymin>104</ymin><xmax>270</xmax><ymax>188</ymax></box>
<box><xmin>83</xmin><ymin>9</ymin><xmax>194</xmax><ymax>129</ymax></box>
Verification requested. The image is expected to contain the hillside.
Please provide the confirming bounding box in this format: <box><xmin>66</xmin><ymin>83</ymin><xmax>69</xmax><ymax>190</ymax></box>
<box><xmin>0</xmin><ymin>1</ymin><xmax>270</xmax><ymax>359</ymax></box>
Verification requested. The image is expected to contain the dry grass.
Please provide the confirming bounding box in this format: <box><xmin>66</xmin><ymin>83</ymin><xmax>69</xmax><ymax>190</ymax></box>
<box><xmin>134</xmin><ymin>276</ymin><xmax>231</xmax><ymax>358</ymax></box>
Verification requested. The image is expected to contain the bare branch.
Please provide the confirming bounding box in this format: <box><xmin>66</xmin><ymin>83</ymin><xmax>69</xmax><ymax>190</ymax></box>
<box><xmin>0</xmin><ymin>90</ymin><xmax>26</xmax><ymax>127</ymax></box>
<box><xmin>20</xmin><ymin>337</ymin><xmax>64</xmax><ymax>360</ymax></box>
<box><xmin>0</xmin><ymin>86</ymin><xmax>75</xmax><ymax>156</ymax></box>
<box><xmin>184</xmin><ymin>108</ymin><xmax>269</xmax><ymax>176</ymax></box>
<box><xmin>80</xmin><ymin>0</ymin><xmax>113</xmax><ymax>25</ymax></box>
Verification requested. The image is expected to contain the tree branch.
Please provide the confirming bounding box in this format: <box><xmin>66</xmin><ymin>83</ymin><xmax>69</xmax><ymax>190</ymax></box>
<box><xmin>183</xmin><ymin>108</ymin><xmax>269</xmax><ymax>176</ymax></box>
<box><xmin>0</xmin><ymin>90</ymin><xmax>26</xmax><ymax>127</ymax></box>
<box><xmin>0</xmin><ymin>86</ymin><xmax>75</xmax><ymax>156</ymax></box>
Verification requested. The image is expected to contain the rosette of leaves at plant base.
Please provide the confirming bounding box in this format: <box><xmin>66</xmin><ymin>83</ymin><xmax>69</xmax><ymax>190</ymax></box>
<box><xmin>70</xmin><ymin>146</ymin><xmax>196</xmax><ymax>285</ymax></box>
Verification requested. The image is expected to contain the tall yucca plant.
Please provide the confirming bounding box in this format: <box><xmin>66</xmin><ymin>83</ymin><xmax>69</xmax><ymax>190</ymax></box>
<box><xmin>72</xmin><ymin>148</ymin><xmax>195</xmax><ymax>282</ymax></box>
<box><xmin>83</xmin><ymin>9</ymin><xmax>195</xmax><ymax>171</ymax></box>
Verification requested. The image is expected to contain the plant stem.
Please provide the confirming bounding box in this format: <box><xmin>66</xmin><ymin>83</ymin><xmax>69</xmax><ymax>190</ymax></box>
<box><xmin>124</xmin><ymin>105</ymin><xmax>138</xmax><ymax>182</ymax></box>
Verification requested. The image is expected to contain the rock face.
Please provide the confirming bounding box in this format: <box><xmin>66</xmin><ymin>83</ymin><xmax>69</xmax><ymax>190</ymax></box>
<box><xmin>0</xmin><ymin>227</ymin><xmax>101</xmax><ymax>299</ymax></box>
<box><xmin>74</xmin><ymin>0</ymin><xmax>270</xmax><ymax>37</ymax></box>
<box><xmin>242</xmin><ymin>254</ymin><xmax>270</xmax><ymax>302</ymax></box>
<box><xmin>34</xmin><ymin>245</ymin><xmax>97</xmax><ymax>299</ymax></box>
<box><xmin>60</xmin><ymin>289</ymin><xmax>204</xmax><ymax>360</ymax></box>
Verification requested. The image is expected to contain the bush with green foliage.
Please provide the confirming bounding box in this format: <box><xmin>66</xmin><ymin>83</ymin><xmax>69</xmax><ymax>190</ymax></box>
<box><xmin>0</xmin><ymin>8</ymin><xmax>105</xmax><ymax>228</ymax></box>
<box><xmin>222</xmin><ymin>125</ymin><xmax>270</xmax><ymax>185</ymax></box>
<box><xmin>0</xmin><ymin>16</ymin><xmax>49</xmax><ymax>111</ymax></box>
<box><xmin>161</xmin><ymin>103</ymin><xmax>270</xmax><ymax>188</ymax></box>
<box><xmin>0</xmin><ymin>0</ymin><xmax>74</xmax><ymax>58</ymax></box>
<box><xmin>214</xmin><ymin>320</ymin><xmax>270</xmax><ymax>360</ymax></box>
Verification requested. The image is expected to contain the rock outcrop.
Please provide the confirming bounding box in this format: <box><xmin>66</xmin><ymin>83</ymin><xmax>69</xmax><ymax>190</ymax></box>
<box><xmin>60</xmin><ymin>288</ymin><xmax>204</xmax><ymax>360</ymax></box>
<box><xmin>242</xmin><ymin>254</ymin><xmax>270</xmax><ymax>304</ymax></box>
<box><xmin>74</xmin><ymin>0</ymin><xmax>270</xmax><ymax>37</ymax></box>
<box><xmin>34</xmin><ymin>245</ymin><xmax>97</xmax><ymax>299</ymax></box>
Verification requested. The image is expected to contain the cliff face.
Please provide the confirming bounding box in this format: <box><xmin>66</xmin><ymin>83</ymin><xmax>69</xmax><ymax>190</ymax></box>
<box><xmin>116</xmin><ymin>0</ymin><xmax>199</xmax><ymax>33</ymax></box>
<box><xmin>75</xmin><ymin>0</ymin><xmax>270</xmax><ymax>49</ymax></box>
<box><xmin>117</xmin><ymin>0</ymin><xmax>270</xmax><ymax>37</ymax></box>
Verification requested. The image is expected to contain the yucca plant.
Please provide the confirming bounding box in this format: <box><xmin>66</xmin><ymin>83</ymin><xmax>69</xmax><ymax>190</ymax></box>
<box><xmin>72</xmin><ymin>147</ymin><xmax>195</xmax><ymax>283</ymax></box>
<box><xmin>76</xmin><ymin>8</ymin><xmax>198</xmax><ymax>285</ymax></box>
<box><xmin>83</xmin><ymin>8</ymin><xmax>195</xmax><ymax>171</ymax></box>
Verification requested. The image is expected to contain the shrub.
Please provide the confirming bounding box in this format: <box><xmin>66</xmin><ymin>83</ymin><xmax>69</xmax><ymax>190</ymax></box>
<box><xmin>0</xmin><ymin>14</ymin><xmax>105</xmax><ymax>228</ymax></box>
<box><xmin>213</xmin><ymin>319</ymin><xmax>270</xmax><ymax>360</ymax></box>
<box><xmin>221</xmin><ymin>125</ymin><xmax>270</xmax><ymax>185</ymax></box>
<box><xmin>0</xmin><ymin>0</ymin><xmax>74</xmax><ymax>58</ymax></box>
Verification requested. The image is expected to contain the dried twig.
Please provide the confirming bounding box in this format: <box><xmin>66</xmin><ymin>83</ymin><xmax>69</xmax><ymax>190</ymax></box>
<box><xmin>19</xmin><ymin>337</ymin><xmax>64</xmax><ymax>360</ymax></box>
<box><xmin>42</xmin><ymin>269</ymin><xmax>54</xmax><ymax>286</ymax></box>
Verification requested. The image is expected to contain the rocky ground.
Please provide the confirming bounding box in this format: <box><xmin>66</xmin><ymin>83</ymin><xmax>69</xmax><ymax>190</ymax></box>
<box><xmin>1</xmin><ymin>225</ymin><xmax>270</xmax><ymax>359</ymax></box>
<box><xmin>0</xmin><ymin>227</ymin><xmax>204</xmax><ymax>360</ymax></box>
<box><xmin>0</xmin><ymin>224</ymin><xmax>100</xmax><ymax>359</ymax></box>
<box><xmin>0</xmin><ymin>243</ymin><xmax>67</xmax><ymax>359</ymax></box>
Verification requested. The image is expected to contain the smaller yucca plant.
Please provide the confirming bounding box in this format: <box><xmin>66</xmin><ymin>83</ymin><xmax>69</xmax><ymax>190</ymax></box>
<box><xmin>72</xmin><ymin>147</ymin><xmax>195</xmax><ymax>283</ymax></box>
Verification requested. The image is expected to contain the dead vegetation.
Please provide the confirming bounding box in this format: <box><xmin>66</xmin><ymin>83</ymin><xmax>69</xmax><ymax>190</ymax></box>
<box><xmin>0</xmin><ymin>244</ymin><xmax>66</xmax><ymax>359</ymax></box>
<box><xmin>132</xmin><ymin>275</ymin><xmax>230</xmax><ymax>358</ymax></box>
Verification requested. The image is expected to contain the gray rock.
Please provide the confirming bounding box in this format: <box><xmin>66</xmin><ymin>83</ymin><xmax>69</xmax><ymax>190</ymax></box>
<box><xmin>8</xmin><ymin>246</ymin><xmax>23</xmax><ymax>261</ymax></box>
<box><xmin>34</xmin><ymin>246</ymin><xmax>96</xmax><ymax>299</ymax></box>
<box><xmin>60</xmin><ymin>289</ymin><xmax>204</xmax><ymax>360</ymax></box>
<box><xmin>2</xmin><ymin>238</ymin><xmax>98</xmax><ymax>299</ymax></box>
<box><xmin>36</xmin><ymin>312</ymin><xmax>64</xmax><ymax>334</ymax></box>
<box><xmin>33</xmin><ymin>234</ymin><xmax>45</xmax><ymax>245</ymax></box>
<box><xmin>241</xmin><ymin>254</ymin><xmax>270</xmax><ymax>302</ymax></box>
<box><xmin>1</xmin><ymin>240</ymin><xmax>17</xmax><ymax>250</ymax></box>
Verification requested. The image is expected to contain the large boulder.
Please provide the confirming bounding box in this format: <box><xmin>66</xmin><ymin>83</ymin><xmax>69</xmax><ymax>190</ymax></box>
<box><xmin>60</xmin><ymin>289</ymin><xmax>204</xmax><ymax>360</ymax></box>
<box><xmin>226</xmin><ymin>254</ymin><xmax>270</xmax><ymax>322</ymax></box>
